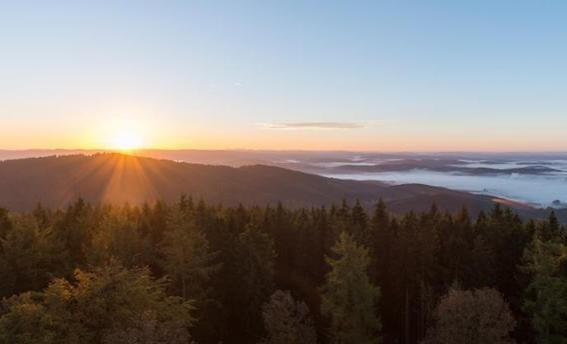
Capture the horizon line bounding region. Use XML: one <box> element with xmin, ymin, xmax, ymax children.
<box><xmin>2</xmin><ymin>148</ymin><xmax>567</xmax><ymax>155</ymax></box>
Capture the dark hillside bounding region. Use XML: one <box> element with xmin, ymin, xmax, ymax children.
<box><xmin>0</xmin><ymin>154</ymin><xmax>564</xmax><ymax>222</ymax></box>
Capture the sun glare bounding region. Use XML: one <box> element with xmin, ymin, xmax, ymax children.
<box><xmin>112</xmin><ymin>130</ymin><xmax>143</xmax><ymax>151</ymax></box>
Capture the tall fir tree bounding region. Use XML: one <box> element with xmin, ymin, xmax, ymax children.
<box><xmin>321</xmin><ymin>231</ymin><xmax>381</xmax><ymax>344</ymax></box>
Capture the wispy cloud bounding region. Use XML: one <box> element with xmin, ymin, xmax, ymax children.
<box><xmin>260</xmin><ymin>121</ymin><xmax>369</xmax><ymax>130</ymax></box>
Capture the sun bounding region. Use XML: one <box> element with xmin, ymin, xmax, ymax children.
<box><xmin>112</xmin><ymin>130</ymin><xmax>143</xmax><ymax>152</ymax></box>
<box><xmin>98</xmin><ymin>115</ymin><xmax>149</xmax><ymax>152</ymax></box>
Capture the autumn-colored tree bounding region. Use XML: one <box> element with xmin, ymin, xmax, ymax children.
<box><xmin>0</xmin><ymin>261</ymin><xmax>195</xmax><ymax>344</ymax></box>
<box><xmin>259</xmin><ymin>290</ymin><xmax>317</xmax><ymax>344</ymax></box>
<box><xmin>422</xmin><ymin>287</ymin><xmax>516</xmax><ymax>344</ymax></box>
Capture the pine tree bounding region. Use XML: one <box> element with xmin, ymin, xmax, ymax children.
<box><xmin>321</xmin><ymin>231</ymin><xmax>381</xmax><ymax>344</ymax></box>
<box><xmin>369</xmin><ymin>200</ymin><xmax>396</xmax><ymax>338</ymax></box>
<box><xmin>351</xmin><ymin>199</ymin><xmax>369</xmax><ymax>243</ymax></box>
<box><xmin>523</xmin><ymin>237</ymin><xmax>567</xmax><ymax>343</ymax></box>
<box><xmin>235</xmin><ymin>224</ymin><xmax>277</xmax><ymax>340</ymax></box>
<box><xmin>0</xmin><ymin>214</ymin><xmax>67</xmax><ymax>297</ymax></box>
<box><xmin>161</xmin><ymin>209</ymin><xmax>219</xmax><ymax>301</ymax></box>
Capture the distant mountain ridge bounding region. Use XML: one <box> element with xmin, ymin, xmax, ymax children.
<box><xmin>0</xmin><ymin>153</ymin><xmax>564</xmax><ymax>222</ymax></box>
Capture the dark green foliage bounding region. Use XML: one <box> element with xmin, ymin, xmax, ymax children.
<box><xmin>0</xmin><ymin>198</ymin><xmax>563</xmax><ymax>344</ymax></box>
<box><xmin>234</xmin><ymin>224</ymin><xmax>277</xmax><ymax>340</ymax></box>
<box><xmin>522</xmin><ymin>215</ymin><xmax>567</xmax><ymax>344</ymax></box>
<box><xmin>161</xmin><ymin>207</ymin><xmax>220</xmax><ymax>301</ymax></box>
<box><xmin>259</xmin><ymin>290</ymin><xmax>317</xmax><ymax>344</ymax></box>
<box><xmin>321</xmin><ymin>232</ymin><xmax>381</xmax><ymax>344</ymax></box>
<box><xmin>0</xmin><ymin>215</ymin><xmax>67</xmax><ymax>297</ymax></box>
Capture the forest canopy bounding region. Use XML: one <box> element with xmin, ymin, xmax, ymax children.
<box><xmin>0</xmin><ymin>198</ymin><xmax>565</xmax><ymax>344</ymax></box>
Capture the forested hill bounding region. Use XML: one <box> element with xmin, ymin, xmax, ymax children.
<box><xmin>0</xmin><ymin>196</ymin><xmax>565</xmax><ymax>343</ymax></box>
<box><xmin>0</xmin><ymin>153</ymin><xmax>560</xmax><ymax>219</ymax></box>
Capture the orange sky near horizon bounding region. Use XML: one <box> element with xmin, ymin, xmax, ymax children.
<box><xmin>1</xmin><ymin>114</ymin><xmax>566</xmax><ymax>153</ymax></box>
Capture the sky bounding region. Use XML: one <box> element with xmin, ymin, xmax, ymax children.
<box><xmin>1</xmin><ymin>1</ymin><xmax>566</xmax><ymax>151</ymax></box>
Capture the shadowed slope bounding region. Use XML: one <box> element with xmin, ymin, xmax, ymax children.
<box><xmin>0</xmin><ymin>154</ymin><xmax>384</xmax><ymax>210</ymax></box>
<box><xmin>0</xmin><ymin>154</ymin><xmax>564</xmax><ymax>222</ymax></box>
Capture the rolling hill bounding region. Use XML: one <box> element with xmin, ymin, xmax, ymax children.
<box><xmin>0</xmin><ymin>153</ymin><xmax>563</xmax><ymax>221</ymax></box>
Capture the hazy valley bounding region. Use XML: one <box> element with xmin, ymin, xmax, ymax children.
<box><xmin>1</xmin><ymin>152</ymin><xmax>565</xmax><ymax>223</ymax></box>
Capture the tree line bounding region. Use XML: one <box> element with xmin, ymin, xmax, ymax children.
<box><xmin>0</xmin><ymin>197</ymin><xmax>565</xmax><ymax>343</ymax></box>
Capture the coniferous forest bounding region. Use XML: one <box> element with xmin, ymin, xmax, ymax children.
<box><xmin>3</xmin><ymin>0</ymin><xmax>567</xmax><ymax>343</ymax></box>
<box><xmin>0</xmin><ymin>197</ymin><xmax>565</xmax><ymax>344</ymax></box>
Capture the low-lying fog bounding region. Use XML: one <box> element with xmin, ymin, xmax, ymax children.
<box><xmin>266</xmin><ymin>153</ymin><xmax>567</xmax><ymax>209</ymax></box>
<box><xmin>323</xmin><ymin>169</ymin><xmax>567</xmax><ymax>208</ymax></box>
<box><xmin>315</xmin><ymin>157</ymin><xmax>567</xmax><ymax>209</ymax></box>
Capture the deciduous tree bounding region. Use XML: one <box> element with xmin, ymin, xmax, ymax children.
<box><xmin>422</xmin><ymin>287</ymin><xmax>516</xmax><ymax>344</ymax></box>
<box><xmin>259</xmin><ymin>290</ymin><xmax>317</xmax><ymax>344</ymax></box>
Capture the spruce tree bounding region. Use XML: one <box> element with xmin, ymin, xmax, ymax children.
<box><xmin>523</xmin><ymin>237</ymin><xmax>567</xmax><ymax>343</ymax></box>
<box><xmin>321</xmin><ymin>231</ymin><xmax>381</xmax><ymax>344</ymax></box>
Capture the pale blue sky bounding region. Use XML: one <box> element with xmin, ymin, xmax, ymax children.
<box><xmin>1</xmin><ymin>1</ymin><xmax>566</xmax><ymax>150</ymax></box>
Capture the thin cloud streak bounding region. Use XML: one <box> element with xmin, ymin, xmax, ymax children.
<box><xmin>260</xmin><ymin>121</ymin><xmax>368</xmax><ymax>130</ymax></box>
